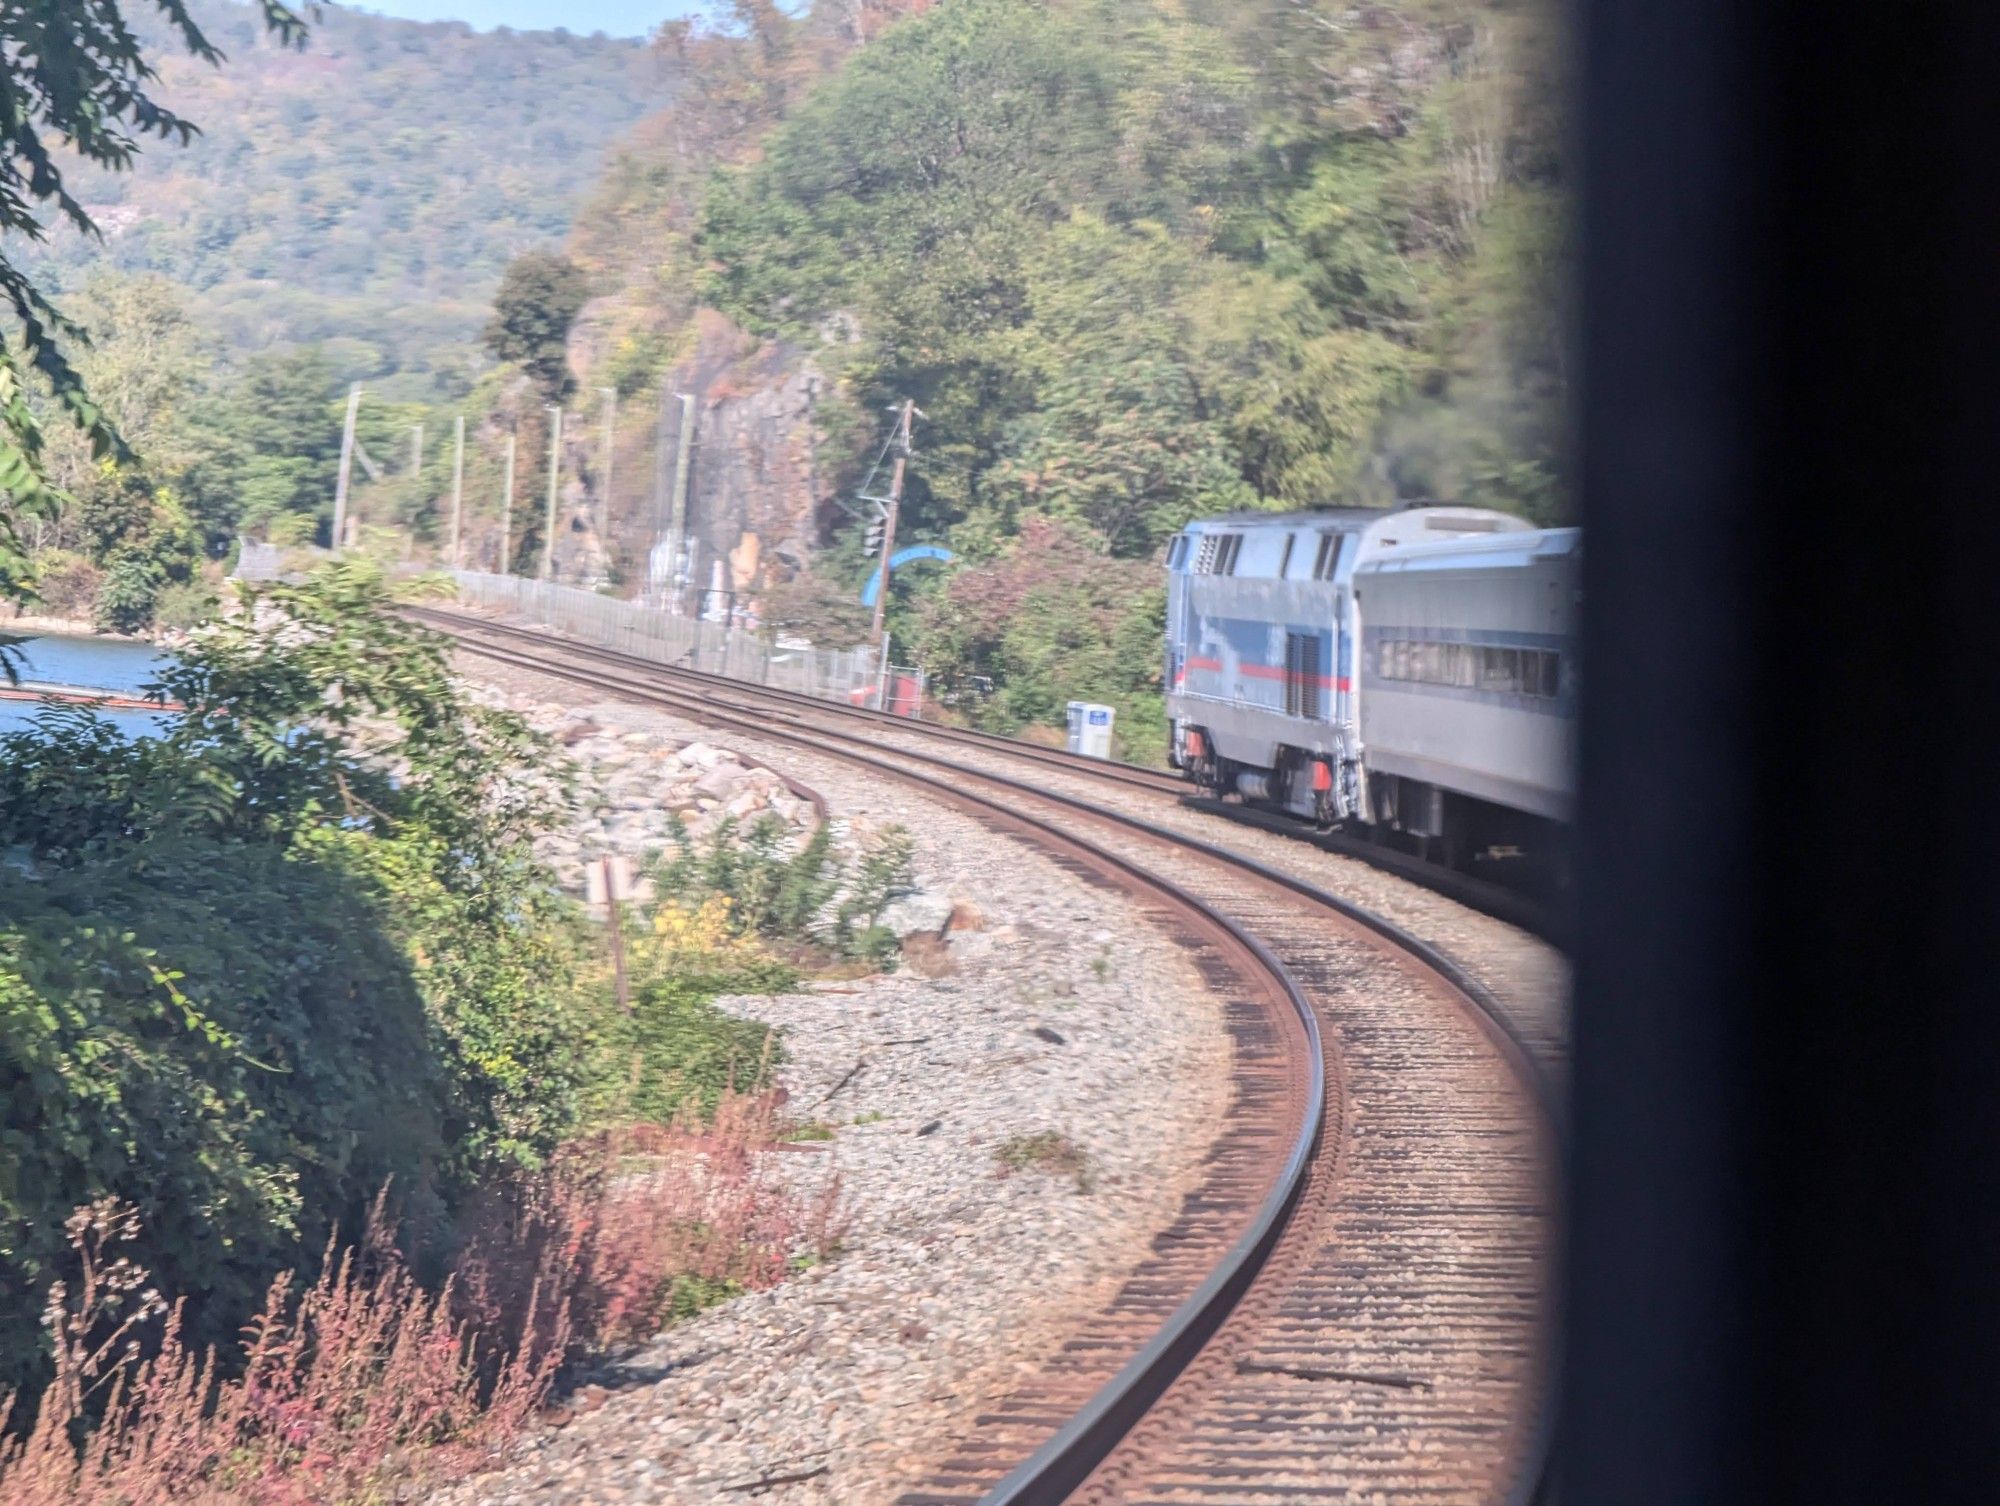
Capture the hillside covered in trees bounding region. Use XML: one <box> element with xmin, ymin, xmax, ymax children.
<box><xmin>7</xmin><ymin>0</ymin><xmax>1568</xmax><ymax>752</ymax></box>
<box><xmin>541</xmin><ymin>0</ymin><xmax>1567</xmax><ymax>754</ymax></box>
<box><xmin>14</xmin><ymin>0</ymin><xmax>672</xmax><ymax>401</ymax></box>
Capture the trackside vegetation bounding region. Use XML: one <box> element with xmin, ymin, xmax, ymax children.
<box><xmin>0</xmin><ymin>564</ymin><xmax>590</xmax><ymax>1397</ymax></box>
<box><xmin>0</xmin><ymin>565</ymin><xmax>890</xmax><ymax>1444</ymax></box>
<box><xmin>552</xmin><ymin>0</ymin><xmax>1567</xmax><ymax>753</ymax></box>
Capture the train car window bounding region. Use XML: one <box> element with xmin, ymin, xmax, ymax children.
<box><xmin>1278</xmin><ymin>533</ymin><xmax>1296</xmax><ymax>579</ymax></box>
<box><xmin>1376</xmin><ymin>637</ymin><xmax>1563</xmax><ymax>698</ymax></box>
<box><xmin>1215</xmin><ymin>534</ymin><xmax>1243</xmax><ymax>575</ymax></box>
<box><xmin>1167</xmin><ymin>536</ymin><xmax>1187</xmax><ymax>569</ymax></box>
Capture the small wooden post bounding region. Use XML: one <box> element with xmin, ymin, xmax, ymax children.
<box><xmin>599</xmin><ymin>854</ymin><xmax>631</xmax><ymax>1013</ymax></box>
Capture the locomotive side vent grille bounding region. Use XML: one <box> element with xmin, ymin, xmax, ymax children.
<box><xmin>1285</xmin><ymin>632</ymin><xmax>1323</xmax><ymax>719</ymax></box>
<box><xmin>1196</xmin><ymin>533</ymin><xmax>1243</xmax><ymax>575</ymax></box>
<box><xmin>1312</xmin><ymin>533</ymin><xmax>1341</xmax><ymax>581</ymax></box>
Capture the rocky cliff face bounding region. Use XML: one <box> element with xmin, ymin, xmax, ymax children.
<box><xmin>555</xmin><ymin>310</ymin><xmax>835</xmax><ymax>628</ymax></box>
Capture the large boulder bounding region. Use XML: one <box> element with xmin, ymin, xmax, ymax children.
<box><xmin>878</xmin><ymin>888</ymin><xmax>955</xmax><ymax>938</ymax></box>
<box><xmin>694</xmin><ymin>761</ymin><xmax>746</xmax><ymax>800</ymax></box>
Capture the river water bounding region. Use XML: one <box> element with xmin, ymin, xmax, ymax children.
<box><xmin>0</xmin><ymin>630</ymin><xmax>175</xmax><ymax>738</ymax></box>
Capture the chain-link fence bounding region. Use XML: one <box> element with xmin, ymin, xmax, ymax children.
<box><xmin>231</xmin><ymin>539</ymin><xmax>322</xmax><ymax>582</ymax></box>
<box><xmin>449</xmin><ymin>571</ymin><xmax>884</xmax><ymax>707</ymax></box>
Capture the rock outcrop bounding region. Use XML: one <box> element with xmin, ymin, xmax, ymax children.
<box><xmin>559</xmin><ymin>310</ymin><xmax>842</xmax><ymax>624</ymax></box>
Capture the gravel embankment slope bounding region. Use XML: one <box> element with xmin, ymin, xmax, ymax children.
<box><xmin>441</xmin><ymin>661</ymin><xmax>1232</xmax><ymax>1505</ymax></box>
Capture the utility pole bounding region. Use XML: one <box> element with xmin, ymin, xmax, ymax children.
<box><xmin>869</xmin><ymin>399</ymin><xmax>915</xmax><ymax>652</ymax></box>
<box><xmin>598</xmin><ymin>386</ymin><xmax>616</xmax><ymax>525</ymax></box>
<box><xmin>499</xmin><ymin>432</ymin><xmax>516</xmax><ymax>575</ymax></box>
<box><xmin>332</xmin><ymin>384</ymin><xmax>361</xmax><ymax>552</ymax></box>
<box><xmin>449</xmin><ymin>414</ymin><xmax>465</xmax><ymax>569</ymax></box>
<box><xmin>542</xmin><ymin>405</ymin><xmax>563</xmax><ymax>581</ymax></box>
<box><xmin>666</xmin><ymin>391</ymin><xmax>695</xmax><ymax>614</ymax></box>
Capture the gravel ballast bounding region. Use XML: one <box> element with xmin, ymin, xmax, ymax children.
<box><xmin>441</xmin><ymin>660</ymin><xmax>1233</xmax><ymax>1506</ymax></box>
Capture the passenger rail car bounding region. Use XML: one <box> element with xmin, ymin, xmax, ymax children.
<box><xmin>1355</xmin><ymin>527</ymin><xmax>1579</xmax><ymax>867</ymax></box>
<box><xmin>1165</xmin><ymin>507</ymin><xmax>1579</xmax><ymax>876</ymax></box>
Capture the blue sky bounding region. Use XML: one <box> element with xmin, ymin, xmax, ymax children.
<box><xmin>350</xmin><ymin>0</ymin><xmax>708</xmax><ymax>38</ymax></box>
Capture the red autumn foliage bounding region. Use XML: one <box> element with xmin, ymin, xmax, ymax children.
<box><xmin>0</xmin><ymin>1091</ymin><xmax>839</xmax><ymax>1505</ymax></box>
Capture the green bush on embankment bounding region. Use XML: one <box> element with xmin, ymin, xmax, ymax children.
<box><xmin>0</xmin><ymin>562</ymin><xmax>603</xmax><ymax>1401</ymax></box>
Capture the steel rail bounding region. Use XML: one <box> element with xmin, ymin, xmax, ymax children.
<box><xmin>411</xmin><ymin>604</ymin><xmax>1558</xmax><ymax>939</ymax></box>
<box><xmin>429</xmin><ymin>618</ymin><xmax>1558</xmax><ymax>1506</ymax></box>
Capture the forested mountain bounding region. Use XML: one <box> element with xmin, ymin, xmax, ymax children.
<box><xmin>15</xmin><ymin>0</ymin><xmax>672</xmax><ymax>399</ymax></box>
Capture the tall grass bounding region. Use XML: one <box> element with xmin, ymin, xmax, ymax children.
<box><xmin>0</xmin><ymin>1090</ymin><xmax>839</xmax><ymax>1505</ymax></box>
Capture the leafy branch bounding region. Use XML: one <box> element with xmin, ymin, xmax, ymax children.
<box><xmin>0</xmin><ymin>0</ymin><xmax>309</xmax><ymax>603</ymax></box>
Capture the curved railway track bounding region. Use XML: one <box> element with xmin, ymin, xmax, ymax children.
<box><xmin>406</xmin><ymin>606</ymin><xmax>1556</xmax><ymax>942</ymax></box>
<box><xmin>418</xmin><ymin>607</ymin><xmax>1559</xmax><ymax>1506</ymax></box>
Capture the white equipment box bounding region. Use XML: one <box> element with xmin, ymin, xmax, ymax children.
<box><xmin>1066</xmin><ymin>701</ymin><xmax>1115</xmax><ymax>760</ymax></box>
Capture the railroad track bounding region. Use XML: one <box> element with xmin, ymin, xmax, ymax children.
<box><xmin>417</xmin><ymin>607</ymin><xmax>1559</xmax><ymax>1506</ymax></box>
<box><xmin>405</xmin><ymin>605</ymin><xmax>1556</xmax><ymax>943</ymax></box>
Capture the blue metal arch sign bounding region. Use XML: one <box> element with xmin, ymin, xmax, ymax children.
<box><xmin>859</xmin><ymin>545</ymin><xmax>957</xmax><ymax>607</ymax></box>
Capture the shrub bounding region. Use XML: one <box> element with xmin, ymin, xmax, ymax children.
<box><xmin>265</xmin><ymin>511</ymin><xmax>318</xmax><ymax>548</ymax></box>
<box><xmin>457</xmin><ymin>1092</ymin><xmax>841</xmax><ymax>1360</ymax></box>
<box><xmin>0</xmin><ymin>563</ymin><xmax>589</xmax><ymax>1400</ymax></box>
<box><xmin>150</xmin><ymin>577</ymin><xmax>218</xmax><ymax>632</ymax></box>
<box><xmin>590</xmin><ymin>968</ymin><xmax>787</xmax><ymax>1127</ymax></box>
<box><xmin>0</xmin><ymin>1197</ymin><xmax>563</xmax><ymax>1506</ymax></box>
<box><xmin>908</xmin><ymin>516</ymin><xmax>1170</xmax><ymax>763</ymax></box>
<box><xmin>0</xmin><ymin>1093</ymin><xmax>840</xmax><ymax>1504</ymax></box>
<box><xmin>92</xmin><ymin>554</ymin><xmax>163</xmax><ymax>632</ymax></box>
<box><xmin>646</xmin><ymin>815</ymin><xmax>915</xmax><ymax>964</ymax></box>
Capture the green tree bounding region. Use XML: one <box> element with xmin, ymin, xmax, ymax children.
<box><xmin>1</xmin><ymin>0</ymin><xmax>307</xmax><ymax>605</ymax></box>
<box><xmin>484</xmin><ymin>250</ymin><xmax>589</xmax><ymax>401</ymax></box>
<box><xmin>681</xmin><ymin>0</ymin><xmax>1567</xmax><ymax>745</ymax></box>
<box><xmin>75</xmin><ymin>462</ymin><xmax>204</xmax><ymax>631</ymax></box>
<box><xmin>41</xmin><ymin>275</ymin><xmax>209</xmax><ymax>501</ymax></box>
<box><xmin>184</xmin><ymin>345</ymin><xmax>344</xmax><ymax>546</ymax></box>
<box><xmin>910</xmin><ymin>514</ymin><xmax>1164</xmax><ymax>754</ymax></box>
<box><xmin>700</xmin><ymin>0</ymin><xmax>1259</xmax><ymax>539</ymax></box>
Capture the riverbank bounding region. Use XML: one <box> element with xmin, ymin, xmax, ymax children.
<box><xmin>0</xmin><ymin>611</ymin><xmax>136</xmax><ymax>640</ymax></box>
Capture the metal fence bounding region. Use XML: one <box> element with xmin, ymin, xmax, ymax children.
<box><xmin>449</xmin><ymin>571</ymin><xmax>885</xmax><ymax>708</ymax></box>
<box><xmin>231</xmin><ymin>539</ymin><xmax>326</xmax><ymax>583</ymax></box>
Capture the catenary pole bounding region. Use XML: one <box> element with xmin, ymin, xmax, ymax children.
<box><xmin>666</xmin><ymin>392</ymin><xmax>695</xmax><ymax>613</ymax></box>
<box><xmin>499</xmin><ymin>433</ymin><xmax>516</xmax><ymax>574</ymax></box>
<box><xmin>450</xmin><ymin>414</ymin><xmax>465</xmax><ymax>568</ymax></box>
<box><xmin>332</xmin><ymin>384</ymin><xmax>361</xmax><ymax>551</ymax></box>
<box><xmin>599</xmin><ymin>386</ymin><xmax>616</xmax><ymax>526</ymax></box>
<box><xmin>869</xmin><ymin>399</ymin><xmax>915</xmax><ymax>653</ymax></box>
<box><xmin>542</xmin><ymin>405</ymin><xmax>563</xmax><ymax>581</ymax></box>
